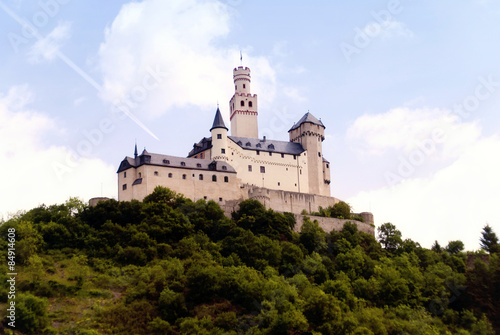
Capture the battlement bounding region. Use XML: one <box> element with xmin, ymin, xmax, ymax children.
<box><xmin>234</xmin><ymin>66</ymin><xmax>251</xmax><ymax>74</ymax></box>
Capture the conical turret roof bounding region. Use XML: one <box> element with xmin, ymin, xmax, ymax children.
<box><xmin>210</xmin><ymin>107</ymin><xmax>228</xmax><ymax>131</ymax></box>
<box><xmin>288</xmin><ymin>112</ymin><xmax>325</xmax><ymax>131</ymax></box>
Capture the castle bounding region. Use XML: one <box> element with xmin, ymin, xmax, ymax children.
<box><xmin>117</xmin><ymin>66</ymin><xmax>374</xmax><ymax>232</ymax></box>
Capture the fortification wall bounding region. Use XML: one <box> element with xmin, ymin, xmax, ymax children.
<box><xmin>293</xmin><ymin>215</ymin><xmax>375</xmax><ymax>236</ymax></box>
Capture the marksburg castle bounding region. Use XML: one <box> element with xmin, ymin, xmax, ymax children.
<box><xmin>116</xmin><ymin>66</ymin><xmax>374</xmax><ymax>234</ymax></box>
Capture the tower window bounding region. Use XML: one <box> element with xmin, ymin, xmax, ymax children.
<box><xmin>269</xmin><ymin>152</ymin><xmax>272</xmax><ymax>156</ymax></box>
<box><xmin>182</xmin><ymin>174</ymin><xmax>187</xmax><ymax>179</ymax></box>
<box><xmin>318</xmin><ymin>152</ymin><xmax>321</xmax><ymax>157</ymax></box>
<box><xmin>235</xmin><ymin>85</ymin><xmax>237</xmax><ymax>90</ymax></box>
<box><xmin>217</xmin><ymin>134</ymin><xmax>222</xmax><ymax>139</ymax></box>
<box><xmin>249</xmin><ymin>101</ymin><xmax>252</xmax><ymax>107</ymax></box>
<box><xmin>243</xmin><ymin>84</ymin><xmax>246</xmax><ymax>89</ymax></box>
<box><xmin>248</xmin><ymin>165</ymin><xmax>252</xmax><ymax>172</ymax></box>
<box><xmin>260</xmin><ymin>166</ymin><xmax>265</xmax><ymax>173</ymax></box>
<box><xmin>256</xmin><ymin>151</ymin><xmax>260</xmax><ymax>155</ymax></box>
<box><xmin>124</xmin><ymin>172</ymin><xmax>127</xmax><ymax>178</ymax></box>
<box><xmin>212</xmin><ymin>175</ymin><xmax>217</xmax><ymax>182</ymax></box>
<box><xmin>240</xmin><ymin>101</ymin><xmax>245</xmax><ymax>107</ymax></box>
<box><xmin>154</xmin><ymin>171</ymin><xmax>159</xmax><ymax>176</ymax></box>
<box><xmin>219</xmin><ymin>197</ymin><xmax>223</xmax><ymax>202</ymax></box>
<box><xmin>221</xmin><ymin>149</ymin><xmax>226</xmax><ymax>154</ymax></box>
<box><xmin>278</xmin><ymin>182</ymin><xmax>280</xmax><ymax>186</ymax></box>
<box><xmin>168</xmin><ymin>173</ymin><xmax>173</xmax><ymax>178</ymax></box>
<box><xmin>281</xmin><ymin>153</ymin><xmax>284</xmax><ymax>158</ymax></box>
<box><xmin>122</xmin><ymin>184</ymin><xmax>127</xmax><ymax>190</ymax></box>
<box><xmin>224</xmin><ymin>176</ymin><xmax>229</xmax><ymax>183</ymax></box>
<box><xmin>199</xmin><ymin>174</ymin><xmax>203</xmax><ymax>180</ymax></box>
<box><xmin>138</xmin><ymin>172</ymin><xmax>142</xmax><ymax>178</ymax></box>
<box><xmin>326</xmin><ymin>164</ymin><xmax>329</xmax><ymax>168</ymax></box>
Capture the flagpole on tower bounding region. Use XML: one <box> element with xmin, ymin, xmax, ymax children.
<box><xmin>240</xmin><ymin>50</ymin><xmax>243</xmax><ymax>66</ymax></box>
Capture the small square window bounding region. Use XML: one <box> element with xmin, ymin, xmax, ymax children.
<box><xmin>260</xmin><ymin>166</ymin><xmax>265</xmax><ymax>173</ymax></box>
<box><xmin>182</xmin><ymin>174</ymin><xmax>187</xmax><ymax>180</ymax></box>
<box><xmin>204</xmin><ymin>196</ymin><xmax>207</xmax><ymax>200</ymax></box>
<box><xmin>219</xmin><ymin>197</ymin><xmax>223</xmax><ymax>202</ymax></box>
<box><xmin>197</xmin><ymin>163</ymin><xmax>202</xmax><ymax>168</ymax></box>
<box><xmin>168</xmin><ymin>173</ymin><xmax>173</xmax><ymax>178</ymax></box>
<box><xmin>199</xmin><ymin>174</ymin><xmax>204</xmax><ymax>180</ymax></box>
<box><xmin>217</xmin><ymin>134</ymin><xmax>222</xmax><ymax>139</ymax></box>
<box><xmin>181</xmin><ymin>162</ymin><xmax>186</xmax><ymax>166</ymax></box>
<box><xmin>212</xmin><ymin>175</ymin><xmax>217</xmax><ymax>182</ymax></box>
<box><xmin>256</xmin><ymin>151</ymin><xmax>260</xmax><ymax>155</ymax></box>
<box><xmin>122</xmin><ymin>184</ymin><xmax>127</xmax><ymax>190</ymax></box>
<box><xmin>269</xmin><ymin>152</ymin><xmax>272</xmax><ymax>156</ymax></box>
<box><xmin>293</xmin><ymin>155</ymin><xmax>296</xmax><ymax>160</ymax></box>
<box><xmin>221</xmin><ymin>149</ymin><xmax>225</xmax><ymax>154</ymax></box>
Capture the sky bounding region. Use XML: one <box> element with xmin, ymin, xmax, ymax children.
<box><xmin>1</xmin><ymin>0</ymin><xmax>499</xmax><ymax>250</ymax></box>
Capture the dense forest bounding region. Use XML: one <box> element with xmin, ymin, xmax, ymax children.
<box><xmin>0</xmin><ymin>186</ymin><xmax>499</xmax><ymax>334</ymax></box>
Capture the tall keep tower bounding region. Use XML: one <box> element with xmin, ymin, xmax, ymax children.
<box><xmin>289</xmin><ymin>112</ymin><xmax>330</xmax><ymax>196</ymax></box>
<box><xmin>229</xmin><ymin>66</ymin><xmax>258</xmax><ymax>138</ymax></box>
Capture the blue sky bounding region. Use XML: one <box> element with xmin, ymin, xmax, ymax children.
<box><xmin>1</xmin><ymin>0</ymin><xmax>499</xmax><ymax>250</ymax></box>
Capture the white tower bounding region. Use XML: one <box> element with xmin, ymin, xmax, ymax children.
<box><xmin>210</xmin><ymin>107</ymin><xmax>229</xmax><ymax>162</ymax></box>
<box><xmin>229</xmin><ymin>66</ymin><xmax>258</xmax><ymax>138</ymax></box>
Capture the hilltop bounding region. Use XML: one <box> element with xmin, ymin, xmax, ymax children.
<box><xmin>0</xmin><ymin>187</ymin><xmax>498</xmax><ymax>334</ymax></box>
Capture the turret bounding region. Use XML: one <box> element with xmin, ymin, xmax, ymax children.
<box><xmin>229</xmin><ymin>66</ymin><xmax>258</xmax><ymax>138</ymax></box>
<box><xmin>210</xmin><ymin>107</ymin><xmax>229</xmax><ymax>162</ymax></box>
<box><xmin>289</xmin><ymin>112</ymin><xmax>330</xmax><ymax>196</ymax></box>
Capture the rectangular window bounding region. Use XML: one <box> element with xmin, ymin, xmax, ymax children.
<box><xmin>256</xmin><ymin>150</ymin><xmax>260</xmax><ymax>155</ymax></box>
<box><xmin>260</xmin><ymin>166</ymin><xmax>265</xmax><ymax>173</ymax></box>
<box><xmin>248</xmin><ymin>165</ymin><xmax>252</xmax><ymax>172</ymax></box>
<box><xmin>217</xmin><ymin>134</ymin><xmax>222</xmax><ymax>139</ymax></box>
<box><xmin>122</xmin><ymin>184</ymin><xmax>127</xmax><ymax>190</ymax></box>
<box><xmin>224</xmin><ymin>176</ymin><xmax>229</xmax><ymax>183</ymax></box>
<box><xmin>200</xmin><ymin>153</ymin><xmax>204</xmax><ymax>158</ymax></box>
<box><xmin>293</xmin><ymin>155</ymin><xmax>296</xmax><ymax>160</ymax></box>
<box><xmin>281</xmin><ymin>153</ymin><xmax>284</xmax><ymax>158</ymax></box>
<box><xmin>221</xmin><ymin>148</ymin><xmax>225</xmax><ymax>154</ymax></box>
<box><xmin>269</xmin><ymin>152</ymin><xmax>272</xmax><ymax>156</ymax></box>
<box><xmin>318</xmin><ymin>152</ymin><xmax>321</xmax><ymax>157</ymax></box>
<box><xmin>124</xmin><ymin>172</ymin><xmax>127</xmax><ymax>178</ymax></box>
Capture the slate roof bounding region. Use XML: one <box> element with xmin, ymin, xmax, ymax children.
<box><xmin>228</xmin><ymin>136</ymin><xmax>305</xmax><ymax>155</ymax></box>
<box><xmin>210</xmin><ymin>107</ymin><xmax>228</xmax><ymax>131</ymax></box>
<box><xmin>188</xmin><ymin>137</ymin><xmax>212</xmax><ymax>157</ymax></box>
<box><xmin>289</xmin><ymin>112</ymin><xmax>325</xmax><ymax>131</ymax></box>
<box><xmin>117</xmin><ymin>151</ymin><xmax>236</xmax><ymax>174</ymax></box>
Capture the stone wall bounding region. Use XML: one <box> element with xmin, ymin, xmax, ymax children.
<box><xmin>293</xmin><ymin>214</ymin><xmax>375</xmax><ymax>236</ymax></box>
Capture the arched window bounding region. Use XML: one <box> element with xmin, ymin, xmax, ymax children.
<box><xmin>212</xmin><ymin>175</ymin><xmax>217</xmax><ymax>182</ymax></box>
<box><xmin>224</xmin><ymin>176</ymin><xmax>229</xmax><ymax>183</ymax></box>
<box><xmin>199</xmin><ymin>174</ymin><xmax>203</xmax><ymax>180</ymax></box>
<box><xmin>168</xmin><ymin>173</ymin><xmax>173</xmax><ymax>178</ymax></box>
<box><xmin>249</xmin><ymin>101</ymin><xmax>253</xmax><ymax>107</ymax></box>
<box><xmin>240</xmin><ymin>100</ymin><xmax>245</xmax><ymax>107</ymax></box>
<box><xmin>182</xmin><ymin>174</ymin><xmax>187</xmax><ymax>179</ymax></box>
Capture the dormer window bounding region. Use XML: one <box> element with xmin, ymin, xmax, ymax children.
<box><xmin>163</xmin><ymin>159</ymin><xmax>170</xmax><ymax>164</ymax></box>
<box><xmin>181</xmin><ymin>162</ymin><xmax>186</xmax><ymax>166</ymax></box>
<box><xmin>256</xmin><ymin>143</ymin><xmax>261</xmax><ymax>148</ymax></box>
<box><xmin>246</xmin><ymin>142</ymin><xmax>251</xmax><ymax>147</ymax></box>
<box><xmin>197</xmin><ymin>163</ymin><xmax>202</xmax><ymax>168</ymax></box>
<box><xmin>222</xmin><ymin>166</ymin><xmax>227</xmax><ymax>171</ymax></box>
<box><xmin>268</xmin><ymin>144</ymin><xmax>275</xmax><ymax>150</ymax></box>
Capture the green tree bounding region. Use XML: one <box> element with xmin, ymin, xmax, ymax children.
<box><xmin>480</xmin><ymin>224</ymin><xmax>499</xmax><ymax>254</ymax></box>
<box><xmin>377</xmin><ymin>222</ymin><xmax>402</xmax><ymax>252</ymax></box>
<box><xmin>330</xmin><ymin>201</ymin><xmax>351</xmax><ymax>219</ymax></box>
<box><xmin>16</xmin><ymin>293</ymin><xmax>50</xmax><ymax>334</ymax></box>
<box><xmin>446</xmin><ymin>240</ymin><xmax>465</xmax><ymax>255</ymax></box>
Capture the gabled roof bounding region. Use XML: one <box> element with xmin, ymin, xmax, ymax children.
<box><xmin>289</xmin><ymin>112</ymin><xmax>325</xmax><ymax>131</ymax></box>
<box><xmin>117</xmin><ymin>151</ymin><xmax>236</xmax><ymax>174</ymax></box>
<box><xmin>210</xmin><ymin>107</ymin><xmax>228</xmax><ymax>131</ymax></box>
<box><xmin>228</xmin><ymin>136</ymin><xmax>305</xmax><ymax>155</ymax></box>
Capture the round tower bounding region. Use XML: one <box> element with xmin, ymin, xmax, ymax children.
<box><xmin>210</xmin><ymin>107</ymin><xmax>229</xmax><ymax>162</ymax></box>
<box><xmin>229</xmin><ymin>66</ymin><xmax>258</xmax><ymax>138</ymax></box>
<box><xmin>289</xmin><ymin>112</ymin><xmax>328</xmax><ymax>196</ymax></box>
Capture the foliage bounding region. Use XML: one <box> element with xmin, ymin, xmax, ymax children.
<box><xmin>480</xmin><ymin>224</ymin><xmax>499</xmax><ymax>254</ymax></box>
<box><xmin>0</xmin><ymin>186</ymin><xmax>497</xmax><ymax>334</ymax></box>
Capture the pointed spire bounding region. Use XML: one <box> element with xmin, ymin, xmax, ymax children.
<box><xmin>134</xmin><ymin>141</ymin><xmax>138</xmax><ymax>159</ymax></box>
<box><xmin>210</xmin><ymin>107</ymin><xmax>228</xmax><ymax>131</ymax></box>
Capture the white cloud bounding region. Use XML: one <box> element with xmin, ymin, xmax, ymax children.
<box><xmin>27</xmin><ymin>21</ymin><xmax>72</xmax><ymax>63</ymax></box>
<box><xmin>347</xmin><ymin>107</ymin><xmax>481</xmax><ymax>159</ymax></box>
<box><xmin>0</xmin><ymin>86</ymin><xmax>116</xmax><ymax>220</ymax></box>
<box><xmin>346</xmin><ymin>107</ymin><xmax>500</xmax><ymax>250</ymax></box>
<box><xmin>283</xmin><ymin>86</ymin><xmax>307</xmax><ymax>102</ymax></box>
<box><xmin>97</xmin><ymin>0</ymin><xmax>276</xmax><ymax>118</ymax></box>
